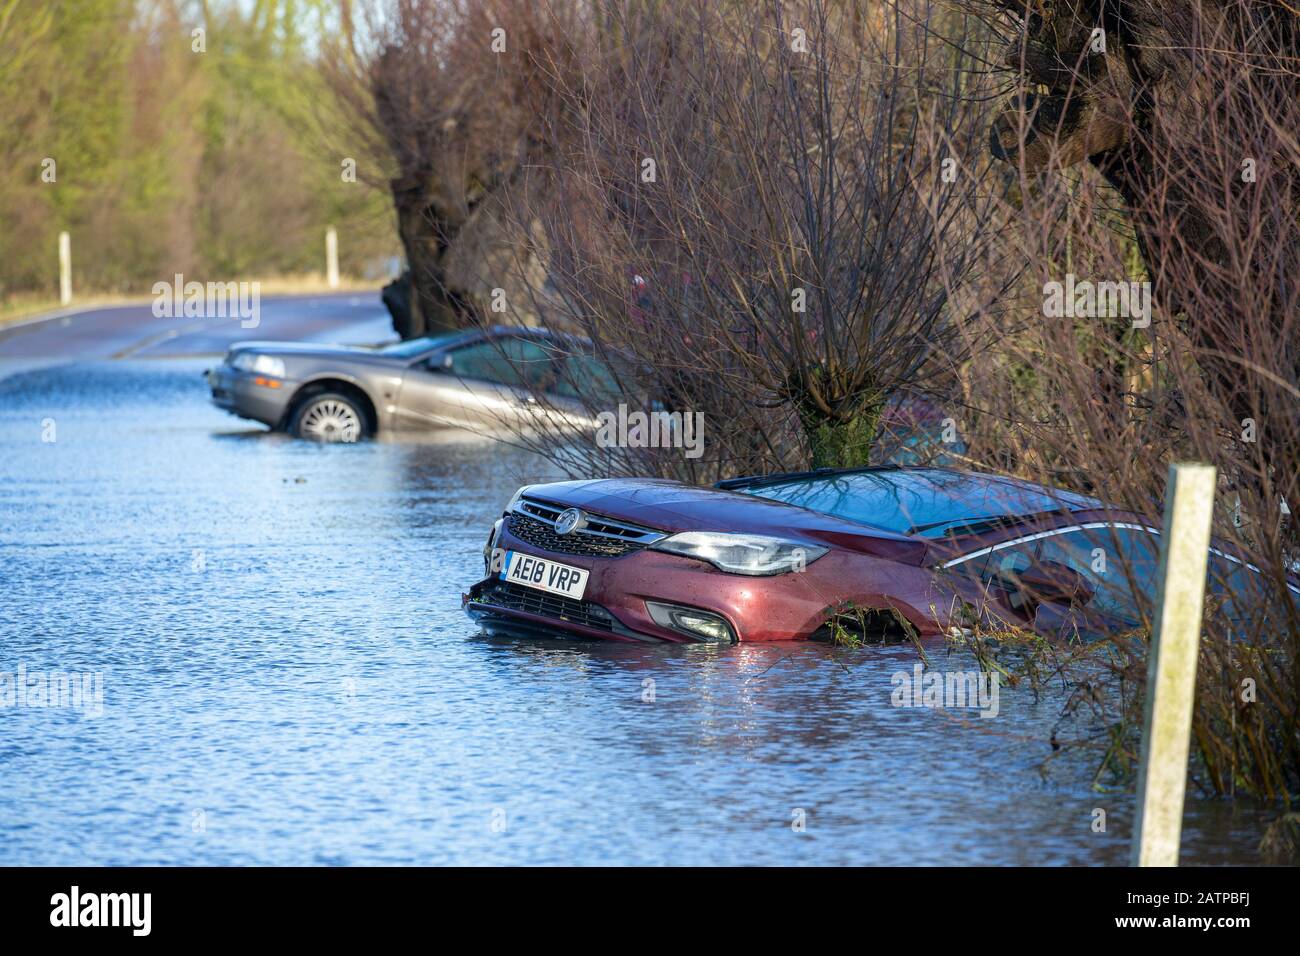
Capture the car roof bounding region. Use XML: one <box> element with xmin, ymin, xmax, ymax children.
<box><xmin>397</xmin><ymin>324</ymin><xmax>593</xmax><ymax>354</ymax></box>
<box><xmin>482</xmin><ymin>325</ymin><xmax>594</xmax><ymax>350</ymax></box>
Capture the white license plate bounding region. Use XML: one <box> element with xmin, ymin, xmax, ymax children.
<box><xmin>499</xmin><ymin>551</ymin><xmax>589</xmax><ymax>600</ymax></box>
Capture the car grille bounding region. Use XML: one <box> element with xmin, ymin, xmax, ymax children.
<box><xmin>506</xmin><ymin>512</ymin><xmax>640</xmax><ymax>557</ymax></box>
<box><xmin>477</xmin><ymin>580</ymin><xmax>615</xmax><ymax>632</ymax></box>
<box><xmin>506</xmin><ymin>497</ymin><xmax>664</xmax><ymax>558</ymax></box>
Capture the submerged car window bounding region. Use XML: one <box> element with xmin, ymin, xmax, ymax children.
<box><xmin>743</xmin><ymin>469</ymin><xmax>1095</xmax><ymax>537</ymax></box>
<box><xmin>444</xmin><ymin>337</ymin><xmax>556</xmax><ymax>390</ymax></box>
<box><xmin>1207</xmin><ymin>553</ymin><xmax>1299</xmax><ymax>633</ymax></box>
<box><xmin>1036</xmin><ymin>527</ymin><xmax>1159</xmax><ymax>625</ymax></box>
<box><xmin>551</xmin><ymin>353</ymin><xmax>622</xmax><ymax>400</ymax></box>
<box><xmin>983</xmin><ymin>543</ymin><xmax>1035</xmax><ymax>589</ymax></box>
<box><xmin>378</xmin><ymin>331</ymin><xmax>464</xmax><ymax>358</ymax></box>
<box><xmin>971</xmin><ymin>541</ymin><xmax>1039</xmax><ymax>615</ymax></box>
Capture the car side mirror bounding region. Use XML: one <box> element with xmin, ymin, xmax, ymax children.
<box><xmin>1018</xmin><ymin>560</ymin><xmax>1095</xmax><ymax>608</ymax></box>
<box><xmin>426</xmin><ymin>354</ymin><xmax>453</xmax><ymax>371</ymax></box>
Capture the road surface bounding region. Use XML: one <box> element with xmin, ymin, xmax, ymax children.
<box><xmin>0</xmin><ymin>291</ymin><xmax>395</xmax><ymax>377</ymax></box>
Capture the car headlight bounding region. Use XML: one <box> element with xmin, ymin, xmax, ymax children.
<box><xmin>231</xmin><ymin>352</ymin><xmax>286</xmax><ymax>378</ymax></box>
<box><xmin>504</xmin><ymin>485</ymin><xmax>533</xmax><ymax>515</ymax></box>
<box><xmin>651</xmin><ymin>532</ymin><xmax>826</xmax><ymax>575</ymax></box>
<box><xmin>484</xmin><ymin>518</ymin><xmax>504</xmax><ymax>574</ymax></box>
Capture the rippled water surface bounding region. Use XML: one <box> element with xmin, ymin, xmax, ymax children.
<box><xmin>0</xmin><ymin>358</ymin><xmax>1274</xmax><ymax>864</ymax></box>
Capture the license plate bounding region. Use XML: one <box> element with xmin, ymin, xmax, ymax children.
<box><xmin>499</xmin><ymin>551</ymin><xmax>589</xmax><ymax>600</ymax></box>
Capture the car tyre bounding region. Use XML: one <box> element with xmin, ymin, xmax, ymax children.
<box><xmin>289</xmin><ymin>392</ymin><xmax>368</xmax><ymax>443</ymax></box>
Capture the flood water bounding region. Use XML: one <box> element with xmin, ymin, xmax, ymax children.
<box><xmin>0</xmin><ymin>358</ymin><xmax>1277</xmax><ymax>864</ymax></box>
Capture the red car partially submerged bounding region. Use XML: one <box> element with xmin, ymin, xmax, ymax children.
<box><xmin>463</xmin><ymin>466</ymin><xmax>1282</xmax><ymax>643</ymax></box>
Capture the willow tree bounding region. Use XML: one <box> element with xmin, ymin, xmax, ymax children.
<box><xmin>513</xmin><ymin>0</ymin><xmax>1004</xmax><ymax>475</ymax></box>
<box><xmin>325</xmin><ymin>0</ymin><xmax>582</xmax><ymax>337</ymax></box>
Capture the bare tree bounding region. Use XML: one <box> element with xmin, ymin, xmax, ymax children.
<box><xmin>984</xmin><ymin>0</ymin><xmax>1298</xmax><ymax>471</ymax></box>
<box><xmin>495</xmin><ymin>0</ymin><xmax>1006</xmax><ymax>481</ymax></box>
<box><xmin>325</xmin><ymin>0</ymin><xmax>582</xmax><ymax>336</ymax></box>
<box><xmin>966</xmin><ymin>0</ymin><xmax>1300</xmax><ymax>797</ymax></box>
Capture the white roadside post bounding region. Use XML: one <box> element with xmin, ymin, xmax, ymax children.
<box><xmin>1130</xmin><ymin>462</ymin><xmax>1217</xmax><ymax>867</ymax></box>
<box><xmin>325</xmin><ymin>227</ymin><xmax>340</xmax><ymax>290</ymax></box>
<box><xmin>58</xmin><ymin>231</ymin><xmax>72</xmax><ymax>305</ymax></box>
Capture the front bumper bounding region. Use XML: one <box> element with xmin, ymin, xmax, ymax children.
<box><xmin>464</xmin><ymin>579</ymin><xmax>661</xmax><ymax>642</ymax></box>
<box><xmin>461</xmin><ymin>518</ymin><xmax>843</xmax><ymax>643</ymax></box>
<box><xmin>207</xmin><ymin>365</ymin><xmax>294</xmax><ymax>427</ymax></box>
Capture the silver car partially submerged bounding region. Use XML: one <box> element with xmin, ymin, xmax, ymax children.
<box><xmin>207</xmin><ymin>326</ymin><xmax>608</xmax><ymax>441</ymax></box>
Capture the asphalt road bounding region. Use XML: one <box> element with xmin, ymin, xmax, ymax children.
<box><xmin>0</xmin><ymin>291</ymin><xmax>395</xmax><ymax>377</ymax></box>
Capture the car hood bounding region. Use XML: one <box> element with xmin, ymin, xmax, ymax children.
<box><xmin>522</xmin><ymin>477</ymin><xmax>928</xmax><ymax>565</ymax></box>
<box><xmin>228</xmin><ymin>341</ymin><xmax>405</xmax><ymax>364</ymax></box>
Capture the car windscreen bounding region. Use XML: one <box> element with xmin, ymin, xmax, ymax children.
<box><xmin>741</xmin><ymin>469</ymin><xmax>1097</xmax><ymax>538</ymax></box>
<box><xmin>377</xmin><ymin>331</ymin><xmax>466</xmax><ymax>358</ymax></box>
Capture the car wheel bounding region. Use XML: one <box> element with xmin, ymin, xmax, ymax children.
<box><xmin>290</xmin><ymin>392</ymin><xmax>368</xmax><ymax>443</ymax></box>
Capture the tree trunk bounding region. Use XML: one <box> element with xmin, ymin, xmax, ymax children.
<box><xmin>391</xmin><ymin>177</ymin><xmax>473</xmax><ymax>339</ymax></box>
<box><xmin>787</xmin><ymin>364</ymin><xmax>883</xmax><ymax>470</ymax></box>
<box><xmin>799</xmin><ymin>403</ymin><xmax>882</xmax><ymax>470</ymax></box>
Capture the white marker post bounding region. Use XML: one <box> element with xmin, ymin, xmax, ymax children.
<box><xmin>1130</xmin><ymin>462</ymin><xmax>1217</xmax><ymax>867</ymax></box>
<box><xmin>325</xmin><ymin>227</ymin><xmax>340</xmax><ymax>290</ymax></box>
<box><xmin>58</xmin><ymin>231</ymin><xmax>72</xmax><ymax>305</ymax></box>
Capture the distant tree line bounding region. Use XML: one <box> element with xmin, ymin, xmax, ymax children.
<box><xmin>0</xmin><ymin>0</ymin><xmax>398</xmax><ymax>302</ymax></box>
